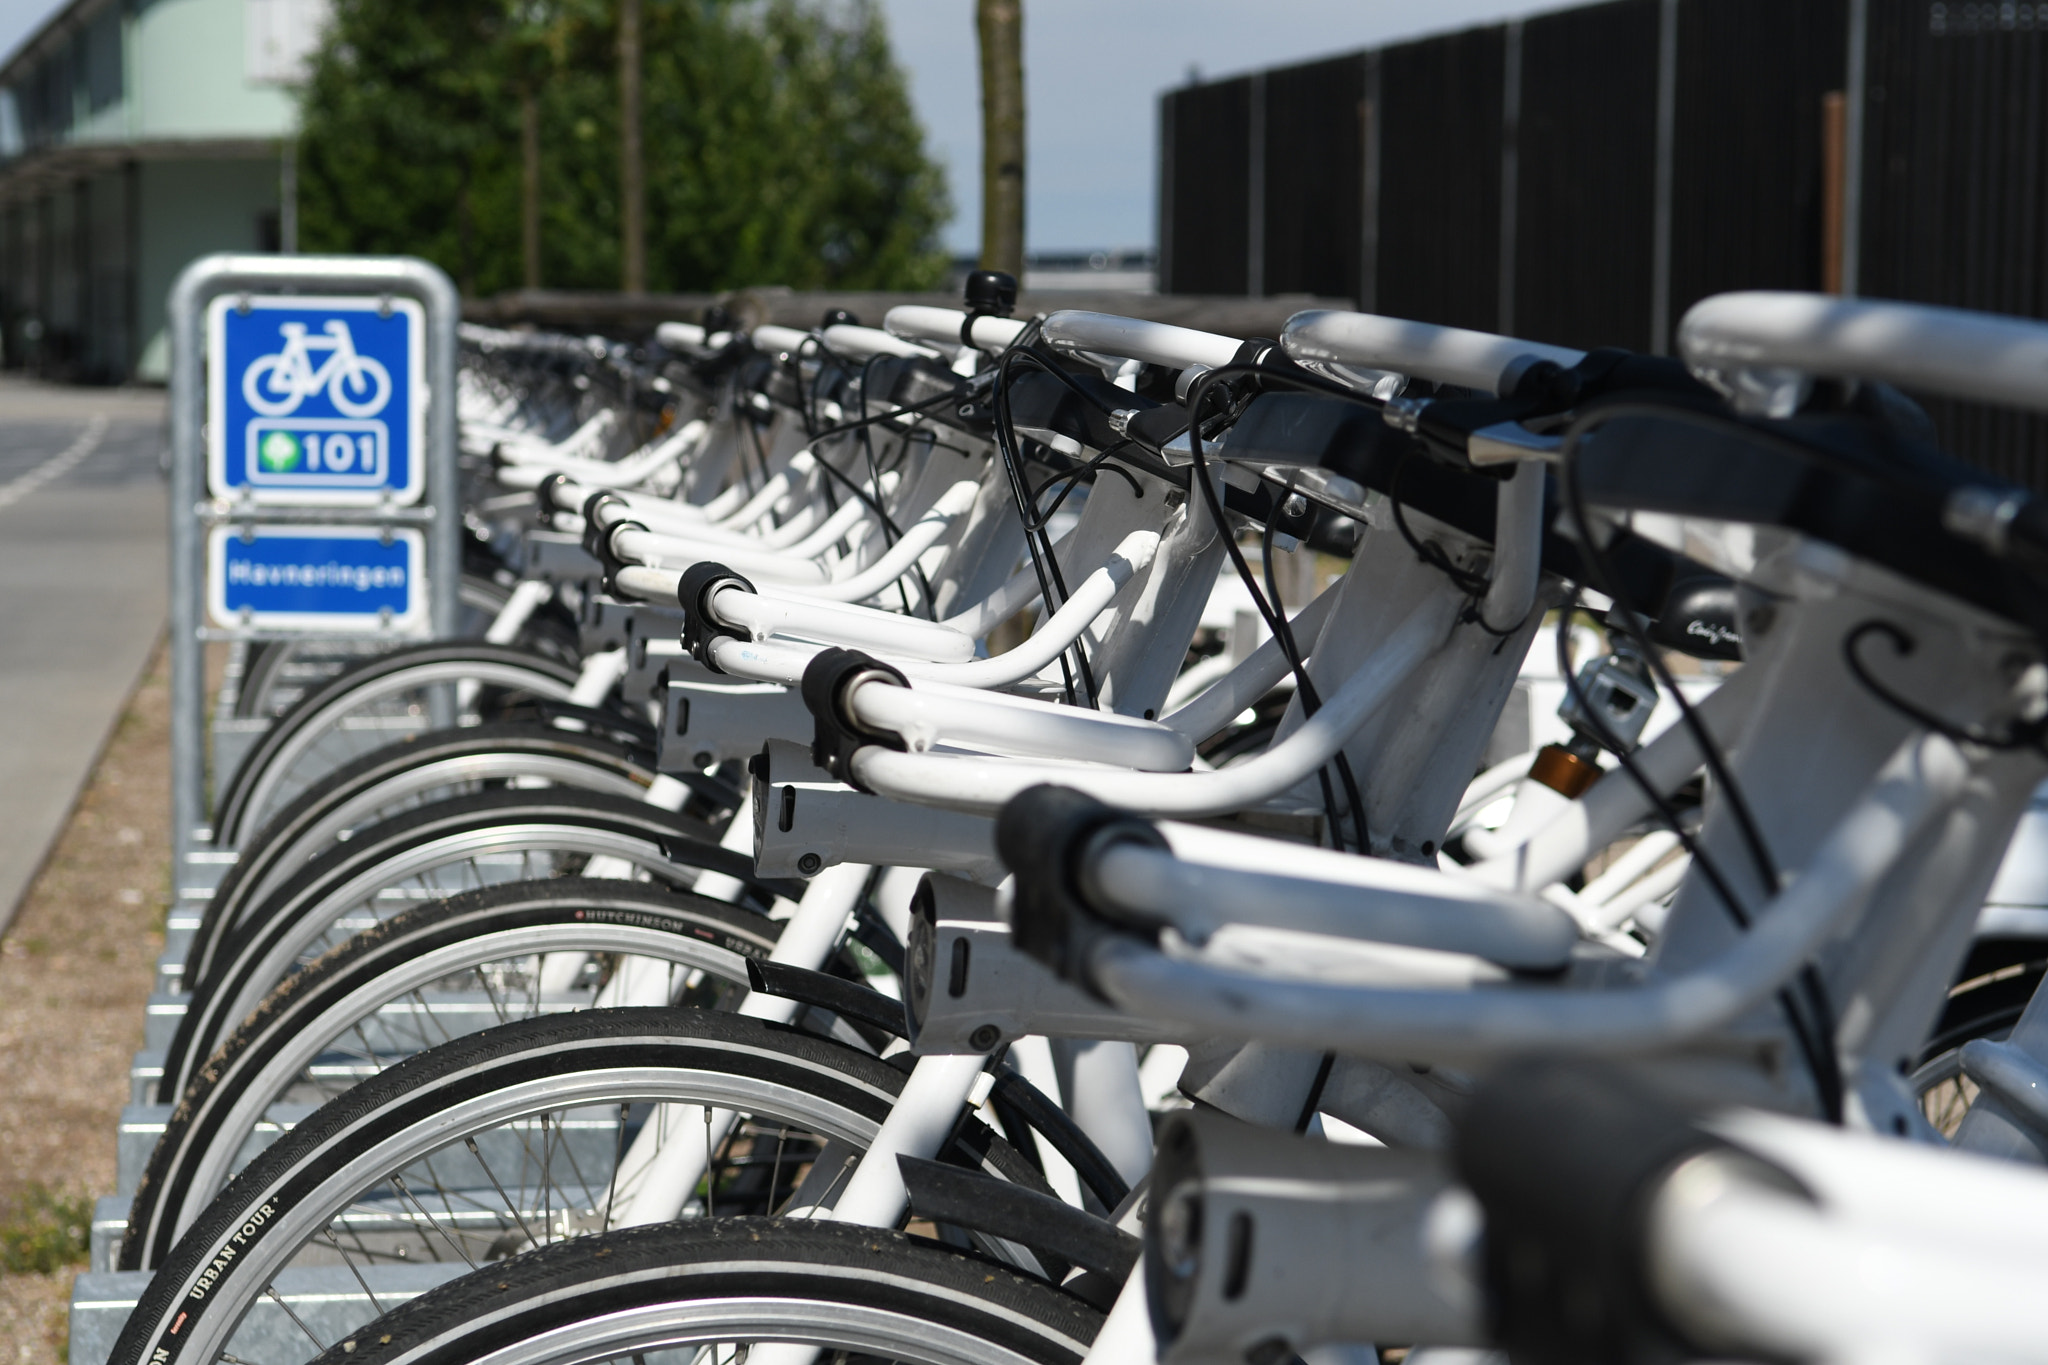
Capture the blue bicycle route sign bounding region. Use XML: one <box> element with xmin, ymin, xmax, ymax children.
<box><xmin>206</xmin><ymin>525</ymin><xmax>428</xmax><ymax>634</ymax></box>
<box><xmin>207</xmin><ymin>295</ymin><xmax>426</xmax><ymax>504</ymax></box>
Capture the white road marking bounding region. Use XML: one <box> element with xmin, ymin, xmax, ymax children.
<box><xmin>0</xmin><ymin>415</ymin><xmax>110</xmax><ymax>511</ymax></box>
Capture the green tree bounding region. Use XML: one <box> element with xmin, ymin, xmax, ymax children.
<box><xmin>297</xmin><ymin>0</ymin><xmax>951</xmax><ymax>295</ymax></box>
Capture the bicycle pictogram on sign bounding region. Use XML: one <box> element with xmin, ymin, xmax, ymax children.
<box><xmin>207</xmin><ymin>295</ymin><xmax>425</xmax><ymax>505</ymax></box>
<box><xmin>241</xmin><ymin>320</ymin><xmax>394</xmax><ymax>418</ymax></box>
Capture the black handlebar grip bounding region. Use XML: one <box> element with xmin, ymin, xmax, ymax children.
<box><xmin>1454</xmin><ymin>1059</ymin><xmax>1718</xmax><ymax>1365</ymax></box>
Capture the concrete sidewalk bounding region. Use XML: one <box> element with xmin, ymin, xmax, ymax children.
<box><xmin>0</xmin><ymin>376</ymin><xmax>169</xmax><ymax>931</ymax></box>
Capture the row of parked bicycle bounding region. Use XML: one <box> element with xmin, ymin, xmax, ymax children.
<box><xmin>74</xmin><ymin>266</ymin><xmax>2048</xmax><ymax>1365</ymax></box>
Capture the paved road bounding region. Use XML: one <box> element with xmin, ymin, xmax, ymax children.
<box><xmin>0</xmin><ymin>377</ymin><xmax>169</xmax><ymax>931</ymax></box>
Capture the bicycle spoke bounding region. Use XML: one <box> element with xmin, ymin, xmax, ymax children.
<box><xmin>390</xmin><ymin>1173</ymin><xmax>478</xmax><ymax>1268</ymax></box>
<box><xmin>603</xmin><ymin>1103</ymin><xmax>631</xmax><ymax>1231</ymax></box>
<box><xmin>418</xmin><ymin>1149</ymin><xmax>497</xmax><ymax>1257</ymax></box>
<box><xmin>539</xmin><ymin>1112</ymin><xmax>556</xmax><ymax>1243</ymax></box>
<box><xmin>262</xmin><ymin>1284</ymin><xmax>329</xmax><ymax>1352</ymax></box>
<box><xmin>476</xmin><ymin>966</ymin><xmax>514</xmax><ymax>1026</ymax></box>
<box><xmin>404</xmin><ymin>987</ymin><xmax>456</xmax><ymax>1048</ymax></box>
<box><xmin>464</xmin><ymin>1135</ymin><xmax>542</xmax><ymax>1251</ymax></box>
<box><xmin>320</xmin><ymin>1230</ymin><xmax>387</xmax><ymax>1315</ymax></box>
<box><xmin>767</xmin><ymin>1125</ymin><xmax>789</xmax><ymax>1215</ymax></box>
<box><xmin>703</xmin><ymin>1104</ymin><xmax>717</xmax><ymax>1217</ymax></box>
<box><xmin>551</xmin><ymin>1112</ymin><xmax>601</xmax><ymax>1225</ymax></box>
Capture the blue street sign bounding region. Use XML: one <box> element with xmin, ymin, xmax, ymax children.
<box><xmin>207</xmin><ymin>295</ymin><xmax>426</xmax><ymax>504</ymax></box>
<box><xmin>207</xmin><ymin>525</ymin><xmax>428</xmax><ymax>634</ymax></box>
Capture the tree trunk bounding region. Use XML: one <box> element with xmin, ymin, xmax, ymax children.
<box><xmin>521</xmin><ymin>85</ymin><xmax>542</xmax><ymax>290</ymax></box>
<box><xmin>976</xmin><ymin>0</ymin><xmax>1025</xmax><ymax>277</ymax></box>
<box><xmin>618</xmin><ymin>0</ymin><xmax>646</xmax><ymax>294</ymax></box>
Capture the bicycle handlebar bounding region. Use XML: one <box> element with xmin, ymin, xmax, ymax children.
<box><xmin>1087</xmin><ymin>821</ymin><xmax>1579</xmax><ymax>969</ymax></box>
<box><xmin>1281</xmin><ymin>310</ymin><xmax>1585</xmax><ymax>395</ymax></box>
<box><xmin>1460</xmin><ymin>1063</ymin><xmax>2048</xmax><ymax>1365</ymax></box>
<box><xmin>1680</xmin><ymin>290</ymin><xmax>2048</xmax><ymax>415</ymax></box>
<box><xmin>655</xmin><ymin>321</ymin><xmax>707</xmax><ymax>349</ymax></box>
<box><xmin>1038</xmin><ymin>310</ymin><xmax>1244</xmax><ymax>372</ymax></box>
<box><xmin>884</xmin><ymin>305</ymin><xmax>1029</xmax><ymax>352</ymax></box>
<box><xmin>851</xmin><ymin>591</ymin><xmax>1456</xmax><ymax>817</ymax></box>
<box><xmin>822</xmin><ymin>324</ymin><xmax>940</xmax><ymax>362</ymax></box>
<box><xmin>850</xmin><ymin>682</ymin><xmax>1193</xmax><ymax>773</ymax></box>
<box><xmin>1079</xmin><ymin>729</ymin><xmax>1967</xmax><ymax>1062</ymax></box>
<box><xmin>691</xmin><ymin>529</ymin><xmax>1160</xmax><ymax>691</ymax></box>
<box><xmin>752</xmin><ymin>323</ymin><xmax>813</xmax><ymax>356</ymax></box>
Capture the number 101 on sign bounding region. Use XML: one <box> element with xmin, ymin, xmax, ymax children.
<box><xmin>246</xmin><ymin>418</ymin><xmax>388</xmax><ymax>489</ymax></box>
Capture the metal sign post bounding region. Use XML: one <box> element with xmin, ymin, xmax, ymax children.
<box><xmin>166</xmin><ymin>254</ymin><xmax>459</xmax><ymax>896</ymax></box>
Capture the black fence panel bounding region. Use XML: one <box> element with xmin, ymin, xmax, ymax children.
<box><xmin>1515</xmin><ymin>0</ymin><xmax>1660</xmax><ymax>351</ymax></box>
<box><xmin>1155</xmin><ymin>2</ymin><xmax>2048</xmax><ymax>486</ymax></box>
<box><xmin>1160</xmin><ymin>76</ymin><xmax>1252</xmax><ymax>295</ymax></box>
<box><xmin>1861</xmin><ymin>0</ymin><xmax>2048</xmax><ymax>487</ymax></box>
<box><xmin>1376</xmin><ymin>25</ymin><xmax>1506</xmax><ymax>332</ymax></box>
<box><xmin>1262</xmin><ymin>53</ymin><xmax>1369</xmax><ymax>302</ymax></box>
<box><xmin>1669</xmin><ymin>0</ymin><xmax>1846</xmax><ymax>326</ymax></box>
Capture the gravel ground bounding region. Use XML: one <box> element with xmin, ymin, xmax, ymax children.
<box><xmin>0</xmin><ymin>643</ymin><xmax>168</xmax><ymax>1360</ymax></box>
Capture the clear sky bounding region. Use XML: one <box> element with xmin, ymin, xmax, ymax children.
<box><xmin>1</xmin><ymin>0</ymin><xmax>1574</xmax><ymax>253</ymax></box>
<box><xmin>0</xmin><ymin>0</ymin><xmax>54</xmax><ymax>67</ymax></box>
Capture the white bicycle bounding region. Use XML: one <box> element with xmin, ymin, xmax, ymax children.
<box><xmin>242</xmin><ymin>319</ymin><xmax>394</xmax><ymax>418</ymax></box>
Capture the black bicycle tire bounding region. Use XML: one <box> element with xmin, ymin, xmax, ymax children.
<box><xmin>306</xmin><ymin>1218</ymin><xmax>1102</xmax><ymax>1365</ymax></box>
<box><xmin>161</xmin><ymin>789</ymin><xmax>794</xmax><ymax>1102</ymax></box>
<box><xmin>190</xmin><ymin>724</ymin><xmax>665</xmax><ymax>985</ymax></box>
<box><xmin>111</xmin><ymin>1009</ymin><xmax>1049</xmax><ymax>1365</ymax></box>
<box><xmin>127</xmin><ymin>879</ymin><xmax>796</xmax><ymax>1270</ymax></box>
<box><xmin>213</xmin><ymin>642</ymin><xmax>586</xmax><ymax>846</ymax></box>
<box><xmin>231</xmin><ymin>574</ymin><xmax>547</xmax><ymax>720</ymax></box>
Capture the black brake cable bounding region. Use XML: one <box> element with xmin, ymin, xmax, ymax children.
<box><xmin>1842</xmin><ymin>620</ymin><xmax>2048</xmax><ymax>751</ymax></box>
<box><xmin>1553</xmin><ymin>411</ymin><xmax>1845</xmax><ymax>1123</ymax></box>
<box><xmin>1024</xmin><ymin>443</ymin><xmax>1145</xmax><ymax>531</ymax></box>
<box><xmin>987</xmin><ymin>321</ymin><xmax>1088</xmax><ymax>706</ymax></box>
<box><xmin>1176</xmin><ymin>363</ymin><xmax>1382</xmax><ymax>853</ymax></box>
<box><xmin>1258</xmin><ymin>513</ymin><xmax>1373</xmax><ymax>855</ymax></box>
<box><xmin>789</xmin><ymin>336</ymin><xmax>825</xmax><ymax>441</ymax></box>
<box><xmin>780</xmin><ymin>387</ymin><xmax>960</xmax><ymax>533</ymax></box>
<box><xmin>734</xmin><ymin>344</ymin><xmax>955</xmax><ymax>619</ymax></box>
<box><xmin>996</xmin><ymin>342</ymin><xmax>1111</xmax><ymax>707</ymax></box>
<box><xmin>1552</xmin><ymin>410</ymin><xmax>1827</xmax><ymax>919</ymax></box>
<box><xmin>794</xmin><ymin>381</ymin><xmax>974</xmax><ymax>447</ymax></box>
<box><xmin>1552</xmin><ymin>594</ymin><xmax>1842</xmax><ymax>1122</ymax></box>
<box><xmin>1262</xmin><ymin>515</ymin><xmax>1363</xmax><ymax>853</ymax></box>
<box><xmin>1015</xmin><ymin>341</ymin><xmax>1141</xmax><ymax>419</ymax></box>
<box><xmin>1557</xmin><ymin>403</ymin><xmax>1859</xmax><ymax>891</ymax></box>
<box><xmin>847</xmin><ymin>350</ymin><xmax>933</xmax><ymax>619</ymax></box>
<box><xmin>1382</xmin><ymin>446</ymin><xmax>1524</xmax><ymax>643</ymax></box>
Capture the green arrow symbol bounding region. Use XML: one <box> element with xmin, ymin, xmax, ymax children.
<box><xmin>258</xmin><ymin>430</ymin><xmax>301</xmax><ymax>472</ymax></box>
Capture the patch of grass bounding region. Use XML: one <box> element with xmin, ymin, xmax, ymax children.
<box><xmin>0</xmin><ymin>1186</ymin><xmax>91</xmax><ymax>1274</ymax></box>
